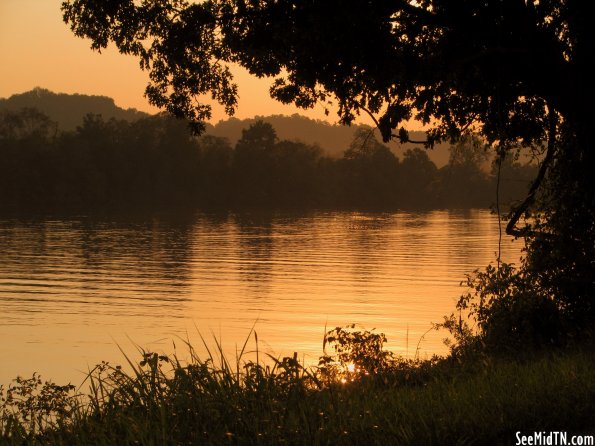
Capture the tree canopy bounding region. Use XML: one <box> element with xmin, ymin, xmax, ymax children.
<box><xmin>61</xmin><ymin>1</ymin><xmax>593</xmax><ymax>144</ymax></box>
<box><xmin>2</xmin><ymin>108</ymin><xmax>527</xmax><ymax>211</ymax></box>
<box><xmin>61</xmin><ymin>0</ymin><xmax>594</xmax><ymax>343</ymax></box>
<box><xmin>61</xmin><ymin>0</ymin><xmax>593</xmax><ymax>228</ymax></box>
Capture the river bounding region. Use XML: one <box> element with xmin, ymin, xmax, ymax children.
<box><xmin>0</xmin><ymin>209</ymin><xmax>523</xmax><ymax>385</ymax></box>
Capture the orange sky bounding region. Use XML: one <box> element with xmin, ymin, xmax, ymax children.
<box><xmin>0</xmin><ymin>0</ymin><xmax>345</xmax><ymax>124</ymax></box>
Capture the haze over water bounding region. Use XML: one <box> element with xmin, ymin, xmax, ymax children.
<box><xmin>0</xmin><ymin>209</ymin><xmax>522</xmax><ymax>385</ymax></box>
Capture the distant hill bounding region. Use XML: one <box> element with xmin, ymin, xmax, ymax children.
<box><xmin>0</xmin><ymin>87</ymin><xmax>149</xmax><ymax>131</ymax></box>
<box><xmin>206</xmin><ymin>114</ymin><xmax>451</xmax><ymax>167</ymax></box>
<box><xmin>0</xmin><ymin>89</ymin><xmax>450</xmax><ymax>166</ymax></box>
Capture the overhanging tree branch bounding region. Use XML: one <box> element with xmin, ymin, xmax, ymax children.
<box><xmin>506</xmin><ymin>108</ymin><xmax>557</xmax><ymax>237</ymax></box>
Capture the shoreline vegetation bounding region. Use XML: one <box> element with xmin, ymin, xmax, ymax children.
<box><xmin>0</xmin><ymin>106</ymin><xmax>536</xmax><ymax>213</ymax></box>
<box><xmin>1</xmin><ymin>326</ymin><xmax>594</xmax><ymax>446</ymax></box>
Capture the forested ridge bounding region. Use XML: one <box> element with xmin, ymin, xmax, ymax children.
<box><xmin>0</xmin><ymin>88</ymin><xmax>452</xmax><ymax>164</ymax></box>
<box><xmin>0</xmin><ymin>88</ymin><xmax>148</xmax><ymax>131</ymax></box>
<box><xmin>0</xmin><ymin>107</ymin><xmax>534</xmax><ymax>211</ymax></box>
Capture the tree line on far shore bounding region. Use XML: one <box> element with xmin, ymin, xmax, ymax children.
<box><xmin>0</xmin><ymin>108</ymin><xmax>536</xmax><ymax>212</ymax></box>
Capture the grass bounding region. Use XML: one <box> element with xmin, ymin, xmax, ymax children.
<box><xmin>1</xmin><ymin>327</ymin><xmax>594</xmax><ymax>445</ymax></box>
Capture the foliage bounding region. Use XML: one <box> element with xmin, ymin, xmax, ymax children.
<box><xmin>439</xmin><ymin>128</ymin><xmax>593</xmax><ymax>355</ymax></box>
<box><xmin>490</xmin><ymin>153</ymin><xmax>537</xmax><ymax>210</ymax></box>
<box><xmin>3</xmin><ymin>89</ymin><xmax>450</xmax><ymax>160</ymax></box>
<box><xmin>448</xmin><ymin>134</ymin><xmax>490</xmax><ymax>170</ymax></box>
<box><xmin>441</xmin><ymin>154</ymin><xmax>594</xmax><ymax>353</ymax></box>
<box><xmin>449</xmin><ymin>129</ymin><xmax>594</xmax><ymax>352</ymax></box>
<box><xmin>61</xmin><ymin>1</ymin><xmax>591</xmax><ymax>150</ymax></box>
<box><xmin>524</xmin><ymin>129</ymin><xmax>595</xmax><ymax>330</ymax></box>
<box><xmin>318</xmin><ymin>325</ymin><xmax>397</xmax><ymax>381</ymax></box>
<box><xmin>436</xmin><ymin>133</ymin><xmax>492</xmax><ymax>207</ymax></box>
<box><xmin>441</xmin><ymin>263</ymin><xmax>565</xmax><ymax>356</ymax></box>
<box><xmin>398</xmin><ymin>148</ymin><xmax>439</xmax><ymax>207</ymax></box>
<box><xmin>1</xmin><ymin>109</ymin><xmax>535</xmax><ymax>212</ymax></box>
<box><xmin>0</xmin><ymin>375</ymin><xmax>78</xmax><ymax>437</ymax></box>
<box><xmin>2</xmin><ymin>329</ymin><xmax>595</xmax><ymax>445</ymax></box>
<box><xmin>340</xmin><ymin>129</ymin><xmax>400</xmax><ymax>207</ymax></box>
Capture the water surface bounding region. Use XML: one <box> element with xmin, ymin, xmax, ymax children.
<box><xmin>0</xmin><ymin>210</ymin><xmax>522</xmax><ymax>385</ymax></box>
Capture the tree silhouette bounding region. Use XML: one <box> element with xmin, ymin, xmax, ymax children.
<box><xmin>0</xmin><ymin>108</ymin><xmax>536</xmax><ymax>212</ymax></box>
<box><xmin>231</xmin><ymin>120</ymin><xmax>324</xmax><ymax>206</ymax></box>
<box><xmin>196</xmin><ymin>135</ymin><xmax>234</xmax><ymax>205</ymax></box>
<box><xmin>341</xmin><ymin>128</ymin><xmax>400</xmax><ymax>207</ymax></box>
<box><xmin>438</xmin><ymin>134</ymin><xmax>491</xmax><ymax>207</ymax></box>
<box><xmin>61</xmin><ymin>0</ymin><xmax>594</xmax><ymax>338</ymax></box>
<box><xmin>232</xmin><ymin>121</ymin><xmax>277</xmax><ymax>204</ymax></box>
<box><xmin>62</xmin><ymin>1</ymin><xmax>592</xmax><ymax>145</ymax></box>
<box><xmin>0</xmin><ymin>109</ymin><xmax>57</xmax><ymax>208</ymax></box>
<box><xmin>61</xmin><ymin>1</ymin><xmax>593</xmax><ymax>217</ymax></box>
<box><xmin>399</xmin><ymin>148</ymin><xmax>438</xmax><ymax>208</ymax></box>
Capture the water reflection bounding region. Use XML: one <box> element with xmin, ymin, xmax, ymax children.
<box><xmin>234</xmin><ymin>213</ymin><xmax>276</xmax><ymax>290</ymax></box>
<box><xmin>0</xmin><ymin>210</ymin><xmax>522</xmax><ymax>385</ymax></box>
<box><xmin>346</xmin><ymin>213</ymin><xmax>393</xmax><ymax>287</ymax></box>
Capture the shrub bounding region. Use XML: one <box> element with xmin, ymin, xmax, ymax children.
<box><xmin>441</xmin><ymin>262</ymin><xmax>566</xmax><ymax>356</ymax></box>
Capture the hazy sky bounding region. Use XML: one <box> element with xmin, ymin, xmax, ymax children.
<box><xmin>0</xmin><ymin>0</ymin><xmax>341</xmax><ymax>124</ymax></box>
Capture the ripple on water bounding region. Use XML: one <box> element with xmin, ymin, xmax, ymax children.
<box><xmin>0</xmin><ymin>210</ymin><xmax>521</xmax><ymax>385</ymax></box>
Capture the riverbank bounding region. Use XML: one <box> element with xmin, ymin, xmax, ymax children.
<box><xmin>1</xmin><ymin>333</ymin><xmax>594</xmax><ymax>446</ymax></box>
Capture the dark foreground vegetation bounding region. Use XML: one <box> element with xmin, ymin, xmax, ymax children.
<box><xmin>1</xmin><ymin>325</ymin><xmax>594</xmax><ymax>446</ymax></box>
<box><xmin>0</xmin><ymin>108</ymin><xmax>535</xmax><ymax>211</ymax></box>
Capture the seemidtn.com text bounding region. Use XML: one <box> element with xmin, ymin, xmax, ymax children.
<box><xmin>516</xmin><ymin>432</ymin><xmax>594</xmax><ymax>446</ymax></box>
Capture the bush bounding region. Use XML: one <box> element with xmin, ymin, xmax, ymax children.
<box><xmin>442</xmin><ymin>262</ymin><xmax>565</xmax><ymax>356</ymax></box>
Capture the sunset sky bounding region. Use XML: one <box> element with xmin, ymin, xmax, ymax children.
<box><xmin>0</xmin><ymin>0</ymin><xmax>339</xmax><ymax>124</ymax></box>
